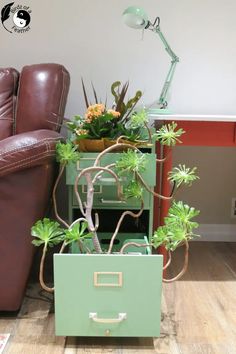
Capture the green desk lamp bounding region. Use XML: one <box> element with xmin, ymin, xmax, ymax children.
<box><xmin>123</xmin><ymin>6</ymin><xmax>179</xmax><ymax>114</ymax></box>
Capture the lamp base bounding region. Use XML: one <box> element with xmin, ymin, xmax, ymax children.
<box><xmin>148</xmin><ymin>107</ymin><xmax>172</xmax><ymax>116</ymax></box>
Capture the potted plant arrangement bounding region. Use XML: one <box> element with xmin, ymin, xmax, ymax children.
<box><xmin>31</xmin><ymin>81</ymin><xmax>200</xmax><ymax>338</ymax></box>
<box><xmin>66</xmin><ymin>80</ymin><xmax>152</xmax><ymax>152</ymax></box>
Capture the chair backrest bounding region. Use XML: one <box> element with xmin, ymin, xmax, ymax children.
<box><xmin>15</xmin><ymin>63</ymin><xmax>70</xmax><ymax>134</ymax></box>
<box><xmin>0</xmin><ymin>68</ymin><xmax>19</xmax><ymax>140</ymax></box>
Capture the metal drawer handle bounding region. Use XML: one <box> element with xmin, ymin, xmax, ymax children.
<box><xmin>89</xmin><ymin>312</ymin><xmax>127</xmax><ymax>324</ymax></box>
<box><xmin>100</xmin><ymin>198</ymin><xmax>126</xmax><ymax>204</ymax></box>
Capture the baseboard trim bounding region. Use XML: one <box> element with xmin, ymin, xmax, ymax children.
<box><xmin>196</xmin><ymin>224</ymin><xmax>236</xmax><ymax>242</ymax></box>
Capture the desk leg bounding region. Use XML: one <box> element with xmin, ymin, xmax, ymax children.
<box><xmin>160</xmin><ymin>146</ymin><xmax>173</xmax><ymax>267</ymax></box>
<box><xmin>160</xmin><ymin>146</ymin><xmax>173</xmax><ymax>224</ymax></box>
<box><xmin>153</xmin><ymin>142</ymin><xmax>162</xmax><ymax>231</ymax></box>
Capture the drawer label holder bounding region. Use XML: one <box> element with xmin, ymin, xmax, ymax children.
<box><xmin>93</xmin><ymin>271</ymin><xmax>123</xmax><ymax>287</ymax></box>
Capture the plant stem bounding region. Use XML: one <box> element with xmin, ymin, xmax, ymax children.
<box><xmin>94</xmin><ymin>143</ymin><xmax>140</xmax><ymax>167</ymax></box>
<box><xmin>156</xmin><ymin>148</ymin><xmax>172</xmax><ymax>163</ymax></box>
<box><xmin>137</xmin><ymin>172</ymin><xmax>176</xmax><ymax>200</ymax></box>
<box><xmin>92</xmin><ymin>163</ymin><xmax>116</xmax><ymax>184</ymax></box>
<box><xmin>39</xmin><ymin>244</ymin><xmax>54</xmax><ymax>293</ymax></box>
<box><xmin>75</xmin><ymin>166</ymin><xmax>122</xmax><ymax>206</ymax></box>
<box><xmin>73</xmin><ymin>174</ymin><xmax>87</xmax><ymax>217</ymax></box>
<box><xmin>107</xmin><ymin>200</ymin><xmax>144</xmax><ymax>254</ymax></box>
<box><xmin>84</xmin><ymin>172</ymin><xmax>102</xmax><ymax>253</ymax></box>
<box><xmin>163</xmin><ymin>241</ymin><xmax>189</xmax><ymax>283</ymax></box>
<box><xmin>53</xmin><ymin>163</ymin><xmax>69</xmax><ymax>228</ymax></box>
<box><xmin>59</xmin><ymin>241</ymin><xmax>67</xmax><ymax>254</ymax></box>
<box><xmin>74</xmin><ymin>166</ymin><xmax>122</xmax><ymax>248</ymax></box>
<box><xmin>69</xmin><ymin>217</ymin><xmax>88</xmax><ymax>229</ymax></box>
<box><xmin>144</xmin><ymin>121</ymin><xmax>152</xmax><ymax>144</ymax></box>
<box><xmin>163</xmin><ymin>250</ymin><xmax>172</xmax><ymax>270</ymax></box>
<box><xmin>120</xmin><ymin>241</ymin><xmax>151</xmax><ymax>254</ymax></box>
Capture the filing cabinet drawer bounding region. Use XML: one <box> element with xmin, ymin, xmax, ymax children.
<box><xmin>54</xmin><ymin>253</ymin><xmax>163</xmax><ymax>337</ymax></box>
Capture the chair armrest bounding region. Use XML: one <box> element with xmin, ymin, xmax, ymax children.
<box><xmin>0</xmin><ymin>129</ymin><xmax>64</xmax><ymax>177</ymax></box>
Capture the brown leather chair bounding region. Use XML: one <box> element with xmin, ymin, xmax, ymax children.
<box><xmin>0</xmin><ymin>63</ymin><xmax>70</xmax><ymax>311</ymax></box>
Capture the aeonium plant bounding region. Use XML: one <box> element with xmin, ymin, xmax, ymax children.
<box><xmin>31</xmin><ymin>121</ymin><xmax>200</xmax><ymax>292</ymax></box>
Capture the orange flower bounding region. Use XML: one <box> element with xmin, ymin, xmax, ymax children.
<box><xmin>107</xmin><ymin>109</ymin><xmax>121</xmax><ymax>118</ymax></box>
<box><xmin>86</xmin><ymin>104</ymin><xmax>105</xmax><ymax>118</ymax></box>
<box><xmin>75</xmin><ymin>128</ymin><xmax>89</xmax><ymax>136</ymax></box>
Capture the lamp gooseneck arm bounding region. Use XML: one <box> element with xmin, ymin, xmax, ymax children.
<box><xmin>150</xmin><ymin>25</ymin><xmax>179</xmax><ymax>108</ymax></box>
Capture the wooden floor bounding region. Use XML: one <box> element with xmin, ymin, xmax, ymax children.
<box><xmin>1</xmin><ymin>242</ymin><xmax>236</xmax><ymax>353</ymax></box>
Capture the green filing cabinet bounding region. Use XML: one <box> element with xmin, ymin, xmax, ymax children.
<box><xmin>54</xmin><ymin>253</ymin><xmax>163</xmax><ymax>337</ymax></box>
<box><xmin>54</xmin><ymin>147</ymin><xmax>163</xmax><ymax>337</ymax></box>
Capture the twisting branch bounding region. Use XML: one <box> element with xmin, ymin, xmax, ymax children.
<box><xmin>74</xmin><ymin>182</ymin><xmax>86</xmax><ymax>217</ymax></box>
<box><xmin>144</xmin><ymin>121</ymin><xmax>152</xmax><ymax>144</ymax></box>
<box><xmin>156</xmin><ymin>151</ymin><xmax>173</xmax><ymax>163</ymax></box>
<box><xmin>115</xmin><ymin>121</ymin><xmax>152</xmax><ymax>146</ymax></box>
<box><xmin>92</xmin><ymin>164</ymin><xmax>125</xmax><ymax>206</ymax></box>
<box><xmin>74</xmin><ymin>166</ymin><xmax>122</xmax><ymax>253</ymax></box>
<box><xmin>92</xmin><ymin>163</ymin><xmax>116</xmax><ymax>184</ymax></box>
<box><xmin>69</xmin><ymin>217</ymin><xmax>88</xmax><ymax>229</ymax></box>
<box><xmin>94</xmin><ymin>143</ymin><xmax>140</xmax><ymax>167</ymax></box>
<box><xmin>114</xmin><ymin>135</ymin><xmax>152</xmax><ymax>148</ymax></box>
<box><xmin>53</xmin><ymin>163</ymin><xmax>69</xmax><ymax>228</ymax></box>
<box><xmin>107</xmin><ymin>200</ymin><xmax>144</xmax><ymax>254</ymax></box>
<box><xmin>69</xmin><ymin>217</ymin><xmax>94</xmax><ymax>254</ymax></box>
<box><xmin>75</xmin><ymin>166</ymin><xmax>123</xmax><ymax>208</ymax></box>
<box><xmin>137</xmin><ymin>172</ymin><xmax>176</xmax><ymax>200</ymax></box>
<box><xmin>116</xmin><ymin>135</ymin><xmax>132</xmax><ymax>144</ymax></box>
<box><xmin>163</xmin><ymin>250</ymin><xmax>172</xmax><ymax>270</ymax></box>
<box><xmin>84</xmin><ymin>172</ymin><xmax>102</xmax><ymax>253</ymax></box>
<box><xmin>163</xmin><ymin>241</ymin><xmax>189</xmax><ymax>283</ymax></box>
<box><xmin>120</xmin><ymin>241</ymin><xmax>151</xmax><ymax>254</ymax></box>
<box><xmin>94</xmin><ymin>212</ymin><xmax>99</xmax><ymax>231</ymax></box>
<box><xmin>39</xmin><ymin>244</ymin><xmax>54</xmax><ymax>293</ymax></box>
<box><xmin>59</xmin><ymin>241</ymin><xmax>67</xmax><ymax>254</ymax></box>
<box><xmin>156</xmin><ymin>156</ymin><xmax>167</xmax><ymax>163</ymax></box>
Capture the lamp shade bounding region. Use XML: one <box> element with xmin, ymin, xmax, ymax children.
<box><xmin>122</xmin><ymin>6</ymin><xmax>148</xmax><ymax>29</ymax></box>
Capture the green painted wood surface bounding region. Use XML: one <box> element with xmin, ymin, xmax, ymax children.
<box><xmin>54</xmin><ymin>253</ymin><xmax>163</xmax><ymax>337</ymax></box>
<box><xmin>66</xmin><ymin>152</ymin><xmax>156</xmax><ymax>186</ymax></box>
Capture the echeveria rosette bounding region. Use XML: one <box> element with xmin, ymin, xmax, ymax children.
<box><xmin>154</xmin><ymin>122</ymin><xmax>185</xmax><ymax>146</ymax></box>
<box><xmin>115</xmin><ymin>149</ymin><xmax>147</xmax><ymax>176</ymax></box>
<box><xmin>64</xmin><ymin>221</ymin><xmax>93</xmax><ymax>246</ymax></box>
<box><xmin>31</xmin><ymin>218</ymin><xmax>64</xmax><ymax>248</ymax></box>
<box><xmin>168</xmin><ymin>164</ymin><xmax>199</xmax><ymax>188</ymax></box>
<box><xmin>165</xmin><ymin>201</ymin><xmax>200</xmax><ymax>232</ymax></box>
<box><xmin>56</xmin><ymin>141</ymin><xmax>80</xmax><ymax>165</ymax></box>
<box><xmin>152</xmin><ymin>201</ymin><xmax>200</xmax><ymax>252</ymax></box>
<box><xmin>124</xmin><ymin>180</ymin><xmax>144</xmax><ymax>200</ymax></box>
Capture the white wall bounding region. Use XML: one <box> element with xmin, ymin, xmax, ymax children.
<box><xmin>1</xmin><ymin>0</ymin><xmax>236</xmax><ymax>117</ymax></box>
<box><xmin>1</xmin><ymin>0</ymin><xmax>236</xmax><ymax>230</ymax></box>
